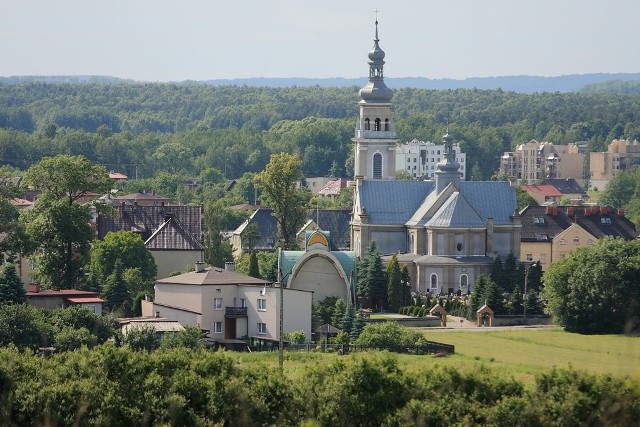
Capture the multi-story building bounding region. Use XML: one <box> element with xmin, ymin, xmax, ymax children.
<box><xmin>500</xmin><ymin>140</ymin><xmax>585</xmax><ymax>185</ymax></box>
<box><xmin>396</xmin><ymin>139</ymin><xmax>466</xmax><ymax>179</ymax></box>
<box><xmin>590</xmin><ymin>139</ymin><xmax>640</xmax><ymax>190</ymax></box>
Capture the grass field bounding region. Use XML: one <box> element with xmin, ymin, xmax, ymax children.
<box><xmin>418</xmin><ymin>327</ymin><xmax>640</xmax><ymax>384</ymax></box>
<box><xmin>233</xmin><ymin>328</ymin><xmax>640</xmax><ymax>385</ymax></box>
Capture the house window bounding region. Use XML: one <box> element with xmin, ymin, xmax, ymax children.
<box><xmin>601</xmin><ymin>217</ymin><xmax>611</xmax><ymax>224</ymax></box>
<box><xmin>240</xmin><ymin>298</ymin><xmax>246</xmax><ymax>308</ymax></box>
<box><xmin>430</xmin><ymin>274</ymin><xmax>438</xmax><ymax>289</ymax></box>
<box><xmin>373</xmin><ymin>153</ymin><xmax>382</xmax><ymax>179</ymax></box>
<box><xmin>533</xmin><ymin>217</ymin><xmax>545</xmax><ymax>224</ymax></box>
<box><xmin>526</xmin><ymin>253</ymin><xmax>533</xmax><ymax>261</ymax></box>
<box><xmin>573</xmin><ymin>236</ymin><xmax>580</xmax><ymax>245</ymax></box>
<box><xmin>213</xmin><ymin>298</ymin><xmax>223</xmax><ymax>310</ymax></box>
<box><xmin>559</xmin><ymin>239</ymin><xmax>566</xmax><ymax>245</ymax></box>
<box><xmin>214</xmin><ymin>321</ymin><xmax>223</xmax><ymax>334</ymax></box>
<box><xmin>257</xmin><ymin>323</ymin><xmax>267</xmax><ymax>335</ymax></box>
<box><xmin>536</xmin><ymin>234</ymin><xmax>548</xmax><ymax>241</ymax></box>
<box><xmin>257</xmin><ymin>298</ymin><xmax>267</xmax><ymax>311</ymax></box>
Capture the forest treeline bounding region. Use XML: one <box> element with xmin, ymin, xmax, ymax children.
<box><xmin>3</xmin><ymin>82</ymin><xmax>640</xmax><ymax>181</ymax></box>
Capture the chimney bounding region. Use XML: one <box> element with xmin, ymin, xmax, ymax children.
<box><xmin>567</xmin><ymin>207</ymin><xmax>574</xmax><ymax>217</ymax></box>
<box><xmin>194</xmin><ymin>261</ymin><xmax>205</xmax><ymax>273</ymax></box>
<box><xmin>28</xmin><ymin>283</ymin><xmax>40</xmax><ymax>293</ymax></box>
<box><xmin>600</xmin><ymin>206</ymin><xmax>608</xmax><ymax>215</ymax></box>
<box><xmin>617</xmin><ymin>208</ymin><xmax>625</xmax><ymax>217</ymax></box>
<box><xmin>224</xmin><ymin>262</ymin><xmax>236</xmax><ymax>272</ymax></box>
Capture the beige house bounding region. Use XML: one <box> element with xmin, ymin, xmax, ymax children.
<box><xmin>151</xmin><ymin>264</ymin><xmax>312</xmax><ymax>342</ymax></box>
<box><xmin>26</xmin><ymin>283</ymin><xmax>104</xmax><ymax>314</ymax></box>
<box><xmin>501</xmin><ymin>140</ymin><xmax>585</xmax><ymax>184</ymax></box>
<box><xmin>519</xmin><ymin>205</ymin><xmax>636</xmax><ymax>271</ymax></box>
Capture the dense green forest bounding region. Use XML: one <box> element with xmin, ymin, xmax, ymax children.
<box><xmin>3</xmin><ymin>82</ymin><xmax>640</xmax><ymax>184</ymax></box>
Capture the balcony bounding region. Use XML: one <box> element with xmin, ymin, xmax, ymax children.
<box><xmin>225</xmin><ymin>306</ymin><xmax>247</xmax><ymax>318</ymax></box>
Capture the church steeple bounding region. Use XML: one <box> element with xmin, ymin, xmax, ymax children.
<box><xmin>352</xmin><ymin>20</ymin><xmax>397</xmax><ymax>180</ymax></box>
<box><xmin>435</xmin><ymin>129</ymin><xmax>462</xmax><ymax>193</ymax></box>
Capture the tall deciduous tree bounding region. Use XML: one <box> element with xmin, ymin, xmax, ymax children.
<box><xmin>254</xmin><ymin>153</ymin><xmax>308</xmax><ymax>249</ymax></box>
<box><xmin>542</xmin><ymin>238</ymin><xmax>640</xmax><ymax>334</ymax></box>
<box><xmin>88</xmin><ymin>230</ymin><xmax>157</xmax><ymax>293</ymax></box>
<box><xmin>23</xmin><ymin>154</ymin><xmax>111</xmax><ymax>205</ymax></box>
<box><xmin>203</xmin><ymin>201</ymin><xmax>234</xmax><ymax>268</ymax></box>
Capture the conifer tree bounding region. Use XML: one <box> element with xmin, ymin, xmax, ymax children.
<box><xmin>350</xmin><ymin>310</ymin><xmax>365</xmax><ymax>341</ymax></box>
<box><xmin>386</xmin><ymin>255</ymin><xmax>402</xmax><ymax>312</ymax></box>
<box><xmin>367</xmin><ymin>248</ymin><xmax>387</xmax><ymax>311</ymax></box>
<box><xmin>0</xmin><ymin>263</ymin><xmax>26</xmax><ymax>305</ymax></box>
<box><xmin>103</xmin><ymin>259</ymin><xmax>130</xmax><ymax>313</ymax></box>
<box><xmin>332</xmin><ymin>298</ymin><xmax>346</xmax><ymax>328</ymax></box>
<box><xmin>400</xmin><ymin>265</ymin><xmax>411</xmax><ymax>307</ymax></box>
<box><xmin>248</xmin><ymin>250</ymin><xmax>260</xmax><ymax>279</ymax></box>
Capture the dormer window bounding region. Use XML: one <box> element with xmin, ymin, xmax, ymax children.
<box><xmin>533</xmin><ymin>217</ymin><xmax>545</xmax><ymax>224</ymax></box>
<box><xmin>601</xmin><ymin>217</ymin><xmax>611</xmax><ymax>224</ymax></box>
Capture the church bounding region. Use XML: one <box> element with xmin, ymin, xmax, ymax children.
<box><xmin>350</xmin><ymin>21</ymin><xmax>522</xmax><ymax>296</ymax></box>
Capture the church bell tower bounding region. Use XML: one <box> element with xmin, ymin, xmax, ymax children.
<box><xmin>352</xmin><ymin>20</ymin><xmax>398</xmax><ymax>180</ymax></box>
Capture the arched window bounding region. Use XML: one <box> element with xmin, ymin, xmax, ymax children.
<box><xmin>364</xmin><ymin>118</ymin><xmax>370</xmax><ymax>131</ymax></box>
<box><xmin>430</xmin><ymin>273</ymin><xmax>438</xmax><ymax>289</ymax></box>
<box><xmin>374</xmin><ymin>118</ymin><xmax>381</xmax><ymax>131</ymax></box>
<box><xmin>384</xmin><ymin>118</ymin><xmax>390</xmax><ymax>131</ymax></box>
<box><xmin>373</xmin><ymin>153</ymin><xmax>382</xmax><ymax>179</ymax></box>
<box><xmin>460</xmin><ymin>274</ymin><xmax>468</xmax><ymax>291</ymax></box>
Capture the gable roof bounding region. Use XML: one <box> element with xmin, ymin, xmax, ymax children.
<box><xmin>359</xmin><ymin>179</ymin><xmax>517</xmax><ymax>227</ymax></box>
<box><xmin>543</xmin><ymin>178</ymin><xmax>585</xmax><ymax>194</ymax></box>
<box><xmin>97</xmin><ymin>204</ymin><xmax>203</xmax><ymax>250</ymax></box>
<box><xmin>426</xmin><ymin>192</ymin><xmax>485</xmax><ymax>228</ymax></box>
<box><xmin>145</xmin><ymin>217</ymin><xmax>204</xmax><ymax>250</ymax></box>
<box><xmin>235</xmin><ymin>208</ymin><xmax>351</xmax><ymax>251</ymax></box>
<box><xmin>521</xmin><ymin>184</ymin><xmax>563</xmax><ymax>198</ymax></box>
<box><xmin>519</xmin><ymin>205</ymin><xmax>637</xmax><ymax>241</ymax></box>
<box><xmin>156</xmin><ymin>267</ymin><xmax>269</xmax><ymax>286</ymax></box>
<box><xmin>358</xmin><ymin>180</ymin><xmax>435</xmax><ymax>224</ymax></box>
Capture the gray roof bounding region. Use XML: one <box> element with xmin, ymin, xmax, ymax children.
<box><xmin>358</xmin><ymin>180</ymin><xmax>516</xmax><ymax>226</ymax></box>
<box><xmin>426</xmin><ymin>192</ymin><xmax>485</xmax><ymax>228</ymax></box>
<box><xmin>358</xmin><ymin>180</ymin><xmax>435</xmax><ymax>224</ymax></box>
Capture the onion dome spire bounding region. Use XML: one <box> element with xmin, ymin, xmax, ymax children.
<box><xmin>359</xmin><ymin>20</ymin><xmax>393</xmax><ymax>103</ymax></box>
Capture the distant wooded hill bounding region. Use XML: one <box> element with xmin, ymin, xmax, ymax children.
<box><xmin>3</xmin><ymin>79</ymin><xmax>640</xmax><ymax>198</ymax></box>
<box><xmin>3</xmin><ymin>73</ymin><xmax>640</xmax><ymax>93</ymax></box>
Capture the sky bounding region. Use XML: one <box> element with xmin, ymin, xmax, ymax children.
<box><xmin>2</xmin><ymin>0</ymin><xmax>640</xmax><ymax>82</ymax></box>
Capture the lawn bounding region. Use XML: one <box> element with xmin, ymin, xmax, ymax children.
<box><xmin>233</xmin><ymin>328</ymin><xmax>640</xmax><ymax>386</ymax></box>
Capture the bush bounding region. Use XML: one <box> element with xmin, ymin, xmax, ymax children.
<box><xmin>53</xmin><ymin>326</ymin><xmax>98</xmax><ymax>351</ymax></box>
<box><xmin>123</xmin><ymin>325</ymin><xmax>161</xmax><ymax>352</ymax></box>
<box><xmin>354</xmin><ymin>322</ymin><xmax>423</xmax><ymax>352</ymax></box>
<box><xmin>161</xmin><ymin>326</ymin><xmax>203</xmax><ymax>350</ymax></box>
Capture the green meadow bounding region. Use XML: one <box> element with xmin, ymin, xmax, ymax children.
<box><xmin>235</xmin><ymin>328</ymin><xmax>640</xmax><ymax>385</ymax></box>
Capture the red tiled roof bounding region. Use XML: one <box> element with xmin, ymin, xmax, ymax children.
<box><xmin>109</xmin><ymin>172</ymin><xmax>128</xmax><ymax>180</ymax></box>
<box><xmin>521</xmin><ymin>184</ymin><xmax>562</xmax><ymax>198</ymax></box>
<box><xmin>10</xmin><ymin>198</ymin><xmax>33</xmax><ymax>207</ymax></box>
<box><xmin>26</xmin><ymin>289</ymin><xmax>99</xmax><ymax>297</ymax></box>
<box><xmin>66</xmin><ymin>297</ymin><xmax>105</xmax><ymax>304</ymax></box>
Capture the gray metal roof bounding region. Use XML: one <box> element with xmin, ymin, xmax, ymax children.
<box><xmin>358</xmin><ymin>180</ymin><xmax>516</xmax><ymax>226</ymax></box>
<box><xmin>426</xmin><ymin>192</ymin><xmax>485</xmax><ymax>228</ymax></box>
<box><xmin>358</xmin><ymin>180</ymin><xmax>435</xmax><ymax>224</ymax></box>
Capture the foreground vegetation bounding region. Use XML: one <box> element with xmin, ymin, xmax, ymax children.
<box><xmin>0</xmin><ymin>344</ymin><xmax>637</xmax><ymax>426</ymax></box>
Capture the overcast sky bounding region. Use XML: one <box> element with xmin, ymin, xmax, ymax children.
<box><xmin>2</xmin><ymin>0</ymin><xmax>639</xmax><ymax>82</ymax></box>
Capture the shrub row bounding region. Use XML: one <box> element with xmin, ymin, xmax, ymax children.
<box><xmin>0</xmin><ymin>345</ymin><xmax>637</xmax><ymax>426</ymax></box>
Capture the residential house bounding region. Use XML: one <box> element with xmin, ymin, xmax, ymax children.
<box><xmin>543</xmin><ymin>178</ymin><xmax>587</xmax><ymax>202</ymax></box>
<box><xmin>97</xmin><ymin>202</ymin><xmax>204</xmax><ymax>279</ymax></box>
<box><xmin>151</xmin><ymin>263</ymin><xmax>312</xmax><ymax>341</ymax></box>
<box><xmin>519</xmin><ymin>204</ymin><xmax>636</xmax><ymax>271</ymax></box>
<box><xmin>520</xmin><ymin>184</ymin><xmax>563</xmax><ymax>205</ymax></box>
<box><xmin>231</xmin><ymin>208</ymin><xmax>351</xmax><ymax>258</ymax></box>
<box><xmin>317</xmin><ymin>178</ymin><xmax>349</xmax><ymax>199</ymax></box>
<box><xmin>26</xmin><ymin>283</ymin><xmax>104</xmax><ymax>314</ymax></box>
<box><xmin>112</xmin><ymin>192</ymin><xmax>171</xmax><ymax>207</ymax></box>
<box><xmin>350</xmin><ymin>23</ymin><xmax>521</xmax><ymax>295</ymax></box>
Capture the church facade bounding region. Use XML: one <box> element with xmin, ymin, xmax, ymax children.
<box><xmin>351</xmin><ymin>22</ymin><xmax>522</xmax><ymax>296</ymax></box>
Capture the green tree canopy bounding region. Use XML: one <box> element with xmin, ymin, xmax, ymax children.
<box><xmin>255</xmin><ymin>153</ymin><xmax>308</xmax><ymax>249</ymax></box>
<box><xmin>386</xmin><ymin>255</ymin><xmax>402</xmax><ymax>312</ymax></box>
<box><xmin>542</xmin><ymin>238</ymin><xmax>640</xmax><ymax>334</ymax></box>
<box><xmin>0</xmin><ymin>263</ymin><xmax>26</xmax><ymax>305</ymax></box>
<box><xmin>88</xmin><ymin>230</ymin><xmax>157</xmax><ymax>292</ymax></box>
